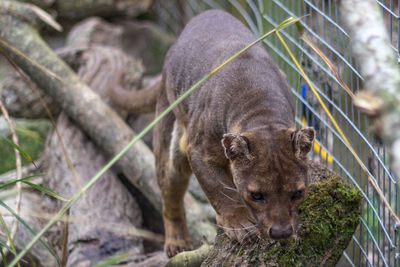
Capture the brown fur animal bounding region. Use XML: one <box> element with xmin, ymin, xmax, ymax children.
<box><xmin>108</xmin><ymin>10</ymin><xmax>315</xmax><ymax>258</ymax></box>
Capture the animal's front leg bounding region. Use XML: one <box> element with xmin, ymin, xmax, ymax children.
<box><xmin>154</xmin><ymin>100</ymin><xmax>193</xmax><ymax>257</ymax></box>
<box><xmin>157</xmin><ymin>145</ymin><xmax>193</xmax><ymax>257</ymax></box>
<box><xmin>162</xmin><ymin>203</ymin><xmax>193</xmax><ymax>257</ymax></box>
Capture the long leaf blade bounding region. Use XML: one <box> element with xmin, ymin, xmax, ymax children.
<box><xmin>0</xmin><ymin>174</ymin><xmax>42</xmax><ymax>190</ymax></box>
<box><xmin>93</xmin><ymin>250</ymin><xmax>132</xmax><ymax>267</ymax></box>
<box><xmin>0</xmin><ymin>239</ymin><xmax>13</xmax><ymax>251</ymax></box>
<box><xmin>22</xmin><ymin>181</ymin><xmax>68</xmax><ymax>202</ymax></box>
<box><xmin>0</xmin><ymin>214</ymin><xmax>18</xmax><ymax>261</ymax></box>
<box><xmin>276</xmin><ymin>16</ymin><xmax>301</xmax><ymax>31</ymax></box>
<box><xmin>0</xmin><ymin>135</ymin><xmax>37</xmax><ymax>168</ymax></box>
<box><xmin>0</xmin><ymin>201</ymin><xmax>61</xmax><ymax>266</ymax></box>
<box><xmin>0</xmin><ymin>244</ymin><xmax>8</xmax><ymax>266</ymax></box>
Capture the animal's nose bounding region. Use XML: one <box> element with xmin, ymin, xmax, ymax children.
<box><xmin>269</xmin><ymin>224</ymin><xmax>293</xmax><ymax>240</ymax></box>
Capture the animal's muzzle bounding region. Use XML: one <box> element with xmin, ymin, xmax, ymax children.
<box><xmin>269</xmin><ymin>224</ymin><xmax>293</xmax><ymax>240</ymax></box>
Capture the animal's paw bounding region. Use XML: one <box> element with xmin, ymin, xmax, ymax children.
<box><xmin>216</xmin><ymin>207</ymin><xmax>259</xmax><ymax>243</ymax></box>
<box><xmin>163</xmin><ymin>217</ymin><xmax>193</xmax><ymax>257</ymax></box>
<box><xmin>164</xmin><ymin>236</ymin><xmax>194</xmax><ymax>258</ymax></box>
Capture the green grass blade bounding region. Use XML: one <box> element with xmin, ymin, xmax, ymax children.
<box><xmin>0</xmin><ymin>239</ymin><xmax>13</xmax><ymax>251</ymax></box>
<box><xmin>275</xmin><ymin>16</ymin><xmax>301</xmax><ymax>31</ymax></box>
<box><xmin>0</xmin><ymin>174</ymin><xmax>42</xmax><ymax>190</ymax></box>
<box><xmin>22</xmin><ymin>181</ymin><xmax>68</xmax><ymax>201</ymax></box>
<box><xmin>8</xmin><ymin>15</ymin><xmax>301</xmax><ymax>267</ymax></box>
<box><xmin>0</xmin><ymin>200</ymin><xmax>61</xmax><ymax>266</ymax></box>
<box><xmin>0</xmin><ymin>245</ymin><xmax>8</xmax><ymax>266</ymax></box>
<box><xmin>0</xmin><ymin>135</ymin><xmax>37</xmax><ymax>168</ymax></box>
<box><xmin>0</xmin><ymin>214</ymin><xmax>18</xmax><ymax>265</ymax></box>
<box><xmin>92</xmin><ymin>250</ymin><xmax>132</xmax><ymax>267</ymax></box>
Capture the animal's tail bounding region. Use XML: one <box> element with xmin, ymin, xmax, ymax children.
<box><xmin>107</xmin><ymin>73</ymin><xmax>162</xmax><ymax>113</ymax></box>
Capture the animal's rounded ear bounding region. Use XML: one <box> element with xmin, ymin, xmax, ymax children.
<box><xmin>221</xmin><ymin>133</ymin><xmax>253</xmax><ymax>161</ymax></box>
<box><xmin>291</xmin><ymin>127</ymin><xmax>315</xmax><ymax>159</ymax></box>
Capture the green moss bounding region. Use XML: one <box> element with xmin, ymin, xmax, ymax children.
<box><xmin>202</xmin><ymin>176</ymin><xmax>362</xmax><ymax>266</ymax></box>
<box><xmin>266</xmin><ymin>176</ymin><xmax>362</xmax><ymax>266</ymax></box>
<box><xmin>0</xmin><ymin>119</ymin><xmax>51</xmax><ymax>174</ymax></box>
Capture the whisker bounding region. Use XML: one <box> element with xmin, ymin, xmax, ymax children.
<box><xmin>241</xmin><ymin>228</ymin><xmax>256</xmax><ymax>240</ymax></box>
<box><xmin>225</xmin><ymin>203</ymin><xmax>246</xmax><ymax>209</ymax></box>
<box><xmin>217</xmin><ymin>180</ymin><xmax>238</xmax><ymax>192</ymax></box>
<box><xmin>247</xmin><ymin>216</ymin><xmax>257</xmax><ymax>225</ymax></box>
<box><xmin>224</xmin><ymin>186</ymin><xmax>238</xmax><ymax>192</ymax></box>
<box><xmin>220</xmin><ymin>191</ymin><xmax>241</xmax><ymax>203</ymax></box>
<box><xmin>215</xmin><ymin>223</ymin><xmax>257</xmax><ymax>231</ymax></box>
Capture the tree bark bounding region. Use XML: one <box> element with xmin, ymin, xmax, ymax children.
<box><xmin>340</xmin><ymin>0</ymin><xmax>400</xmax><ymax>180</ymax></box>
<box><xmin>0</xmin><ymin>0</ymin><xmax>215</xmax><ymax>245</ymax></box>
<box><xmin>45</xmin><ymin>113</ymin><xmax>144</xmax><ymax>267</ymax></box>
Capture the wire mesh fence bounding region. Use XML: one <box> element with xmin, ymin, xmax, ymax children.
<box><xmin>152</xmin><ymin>1</ymin><xmax>400</xmax><ymax>266</ymax></box>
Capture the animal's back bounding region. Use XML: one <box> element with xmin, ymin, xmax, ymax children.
<box><xmin>163</xmin><ymin>9</ymin><xmax>295</xmax><ymax>131</ymax></box>
<box><xmin>163</xmin><ymin>10</ymin><xmax>261</xmax><ymax>98</ymax></box>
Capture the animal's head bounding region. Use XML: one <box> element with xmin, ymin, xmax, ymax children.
<box><xmin>221</xmin><ymin>127</ymin><xmax>315</xmax><ymax>240</ymax></box>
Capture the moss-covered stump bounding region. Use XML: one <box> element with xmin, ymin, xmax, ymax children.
<box><xmin>201</xmin><ymin>176</ymin><xmax>361</xmax><ymax>267</ymax></box>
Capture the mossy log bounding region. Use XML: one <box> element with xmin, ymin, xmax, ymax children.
<box><xmin>163</xmin><ymin>162</ymin><xmax>361</xmax><ymax>267</ymax></box>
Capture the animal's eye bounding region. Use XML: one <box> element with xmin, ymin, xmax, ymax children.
<box><xmin>250</xmin><ymin>192</ymin><xmax>265</xmax><ymax>203</ymax></box>
<box><xmin>291</xmin><ymin>190</ymin><xmax>305</xmax><ymax>201</ymax></box>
